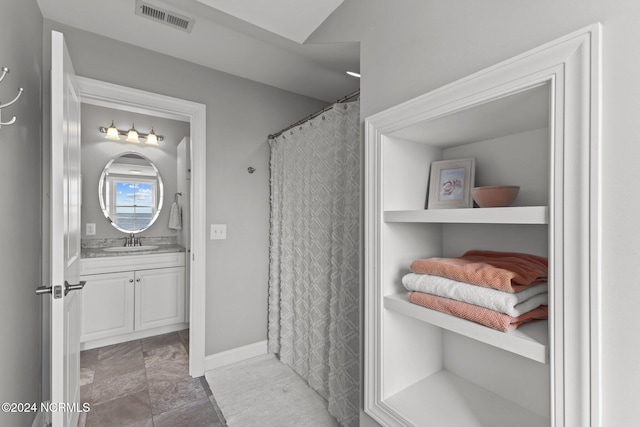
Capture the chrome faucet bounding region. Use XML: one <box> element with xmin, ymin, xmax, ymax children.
<box><xmin>123</xmin><ymin>233</ymin><xmax>143</xmax><ymax>247</ymax></box>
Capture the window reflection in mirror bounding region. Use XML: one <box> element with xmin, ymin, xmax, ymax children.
<box><xmin>99</xmin><ymin>152</ymin><xmax>164</xmax><ymax>233</ymax></box>
<box><xmin>113</xmin><ymin>180</ymin><xmax>155</xmax><ymax>230</ymax></box>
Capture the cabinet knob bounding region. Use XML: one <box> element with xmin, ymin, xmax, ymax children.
<box><xmin>129</xmin><ymin>279</ymin><xmax>134</xmax><ymax>283</ymax></box>
<box><xmin>136</xmin><ymin>278</ymin><xmax>141</xmax><ymax>282</ymax></box>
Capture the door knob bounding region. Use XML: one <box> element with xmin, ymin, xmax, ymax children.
<box><xmin>36</xmin><ymin>286</ymin><xmax>53</xmax><ymax>295</ymax></box>
<box><xmin>36</xmin><ymin>284</ymin><xmax>65</xmax><ymax>299</ymax></box>
<box><xmin>64</xmin><ymin>280</ymin><xmax>86</xmax><ymax>296</ymax></box>
<box><xmin>37</xmin><ymin>281</ymin><xmax>86</xmax><ymax>297</ymax></box>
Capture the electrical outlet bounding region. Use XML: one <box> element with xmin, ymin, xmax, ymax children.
<box><xmin>210</xmin><ymin>224</ymin><xmax>227</xmax><ymax>240</ymax></box>
<box><xmin>86</xmin><ymin>223</ymin><xmax>96</xmax><ymax>236</ymax></box>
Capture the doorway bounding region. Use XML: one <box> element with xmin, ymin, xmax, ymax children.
<box><xmin>77</xmin><ymin>77</ymin><xmax>207</xmax><ymax>376</ymax></box>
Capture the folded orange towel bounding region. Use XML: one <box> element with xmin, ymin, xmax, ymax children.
<box><xmin>408</xmin><ymin>291</ymin><xmax>548</xmax><ymax>332</ymax></box>
<box><xmin>410</xmin><ymin>250</ymin><xmax>548</xmax><ymax>292</ymax></box>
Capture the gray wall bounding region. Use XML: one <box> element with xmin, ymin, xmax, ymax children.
<box><xmin>0</xmin><ymin>0</ymin><xmax>43</xmax><ymax>426</ymax></box>
<box><xmin>311</xmin><ymin>0</ymin><xmax>640</xmax><ymax>425</ymax></box>
<box><xmin>43</xmin><ymin>20</ymin><xmax>328</xmax><ymax>355</ymax></box>
<box><xmin>81</xmin><ymin>103</ymin><xmax>190</xmax><ymax>240</ymax></box>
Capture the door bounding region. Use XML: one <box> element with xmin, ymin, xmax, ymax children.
<box><xmin>50</xmin><ymin>30</ymin><xmax>83</xmax><ymax>427</ymax></box>
<box><xmin>80</xmin><ymin>272</ymin><xmax>135</xmax><ymax>342</ymax></box>
<box><xmin>135</xmin><ymin>267</ymin><xmax>185</xmax><ymax>330</ymax></box>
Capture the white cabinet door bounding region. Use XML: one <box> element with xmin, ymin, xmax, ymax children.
<box><xmin>135</xmin><ymin>267</ymin><xmax>185</xmax><ymax>331</ymax></box>
<box><xmin>80</xmin><ymin>271</ymin><xmax>135</xmax><ymax>342</ymax></box>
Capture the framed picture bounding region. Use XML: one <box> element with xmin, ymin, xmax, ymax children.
<box><xmin>427</xmin><ymin>158</ymin><xmax>475</xmax><ymax>209</ymax></box>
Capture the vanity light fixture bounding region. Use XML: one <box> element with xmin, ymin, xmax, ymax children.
<box><xmin>346</xmin><ymin>71</ymin><xmax>361</xmax><ymax>78</ymax></box>
<box><xmin>99</xmin><ymin>121</ymin><xmax>165</xmax><ymax>144</ymax></box>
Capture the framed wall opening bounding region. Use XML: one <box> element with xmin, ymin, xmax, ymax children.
<box><xmin>77</xmin><ymin>77</ymin><xmax>207</xmax><ymax>376</ymax></box>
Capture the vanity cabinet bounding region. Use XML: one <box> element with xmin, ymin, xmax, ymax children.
<box><xmin>364</xmin><ymin>27</ymin><xmax>601</xmax><ymax>427</ymax></box>
<box><xmin>80</xmin><ymin>252</ymin><xmax>186</xmax><ymax>348</ymax></box>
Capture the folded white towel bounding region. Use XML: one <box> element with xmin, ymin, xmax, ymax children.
<box><xmin>402</xmin><ymin>273</ymin><xmax>548</xmax><ymax>317</ymax></box>
<box><xmin>168</xmin><ymin>201</ymin><xmax>182</xmax><ymax>230</ymax></box>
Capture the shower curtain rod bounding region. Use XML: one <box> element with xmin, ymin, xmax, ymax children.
<box><xmin>268</xmin><ymin>89</ymin><xmax>360</xmax><ymax>140</ymax></box>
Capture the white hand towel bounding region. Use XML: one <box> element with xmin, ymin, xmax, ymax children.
<box><xmin>402</xmin><ymin>273</ymin><xmax>548</xmax><ymax>317</ymax></box>
<box><xmin>168</xmin><ymin>201</ymin><xmax>182</xmax><ymax>230</ymax></box>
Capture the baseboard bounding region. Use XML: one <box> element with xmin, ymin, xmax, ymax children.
<box><xmin>80</xmin><ymin>323</ymin><xmax>189</xmax><ymax>351</ymax></box>
<box><xmin>204</xmin><ymin>340</ymin><xmax>268</xmax><ymax>371</ymax></box>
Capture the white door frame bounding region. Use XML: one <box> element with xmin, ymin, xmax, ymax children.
<box><xmin>77</xmin><ymin>77</ymin><xmax>207</xmax><ymax>376</ymax></box>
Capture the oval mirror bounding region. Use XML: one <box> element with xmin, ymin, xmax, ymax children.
<box><xmin>98</xmin><ymin>152</ymin><xmax>164</xmax><ymax>233</ymax></box>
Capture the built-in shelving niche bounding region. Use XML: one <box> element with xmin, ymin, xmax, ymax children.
<box><xmin>365</xmin><ymin>25</ymin><xmax>601</xmax><ymax>427</ymax></box>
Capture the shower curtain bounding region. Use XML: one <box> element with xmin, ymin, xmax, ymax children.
<box><xmin>268</xmin><ymin>100</ymin><xmax>360</xmax><ymax>427</ymax></box>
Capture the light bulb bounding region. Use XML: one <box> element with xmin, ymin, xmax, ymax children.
<box><xmin>146</xmin><ymin>128</ymin><xmax>159</xmax><ymax>145</ymax></box>
<box><xmin>105</xmin><ymin>120</ymin><xmax>120</xmax><ymax>140</ymax></box>
<box><xmin>126</xmin><ymin>123</ymin><xmax>140</xmax><ymax>143</ymax></box>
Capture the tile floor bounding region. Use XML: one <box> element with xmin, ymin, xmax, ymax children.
<box><xmin>78</xmin><ymin>329</ymin><xmax>227</xmax><ymax>427</ymax></box>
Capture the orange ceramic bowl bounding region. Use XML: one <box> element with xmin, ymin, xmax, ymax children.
<box><xmin>471</xmin><ymin>185</ymin><xmax>520</xmax><ymax>208</ymax></box>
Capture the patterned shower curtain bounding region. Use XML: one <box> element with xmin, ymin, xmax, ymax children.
<box><xmin>268</xmin><ymin>100</ymin><xmax>360</xmax><ymax>427</ymax></box>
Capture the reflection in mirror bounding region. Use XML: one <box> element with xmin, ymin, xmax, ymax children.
<box><xmin>98</xmin><ymin>152</ymin><xmax>164</xmax><ymax>233</ymax></box>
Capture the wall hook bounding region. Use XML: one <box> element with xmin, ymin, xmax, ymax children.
<box><xmin>0</xmin><ymin>67</ymin><xmax>23</xmax><ymax>128</ymax></box>
<box><xmin>248</xmin><ymin>167</ymin><xmax>256</xmax><ymax>174</ymax></box>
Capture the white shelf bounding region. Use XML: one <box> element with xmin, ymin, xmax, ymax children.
<box><xmin>384</xmin><ymin>370</ymin><xmax>549</xmax><ymax>427</ymax></box>
<box><xmin>384</xmin><ymin>293</ymin><xmax>549</xmax><ymax>364</ymax></box>
<box><xmin>384</xmin><ymin>206</ymin><xmax>549</xmax><ymax>224</ymax></box>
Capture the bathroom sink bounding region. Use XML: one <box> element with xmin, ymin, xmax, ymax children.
<box><xmin>103</xmin><ymin>245</ymin><xmax>159</xmax><ymax>252</ymax></box>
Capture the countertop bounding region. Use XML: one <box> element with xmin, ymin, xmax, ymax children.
<box><xmin>81</xmin><ymin>244</ymin><xmax>185</xmax><ymax>258</ymax></box>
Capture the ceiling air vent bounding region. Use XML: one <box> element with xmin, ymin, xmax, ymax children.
<box><xmin>135</xmin><ymin>0</ymin><xmax>195</xmax><ymax>33</ymax></box>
